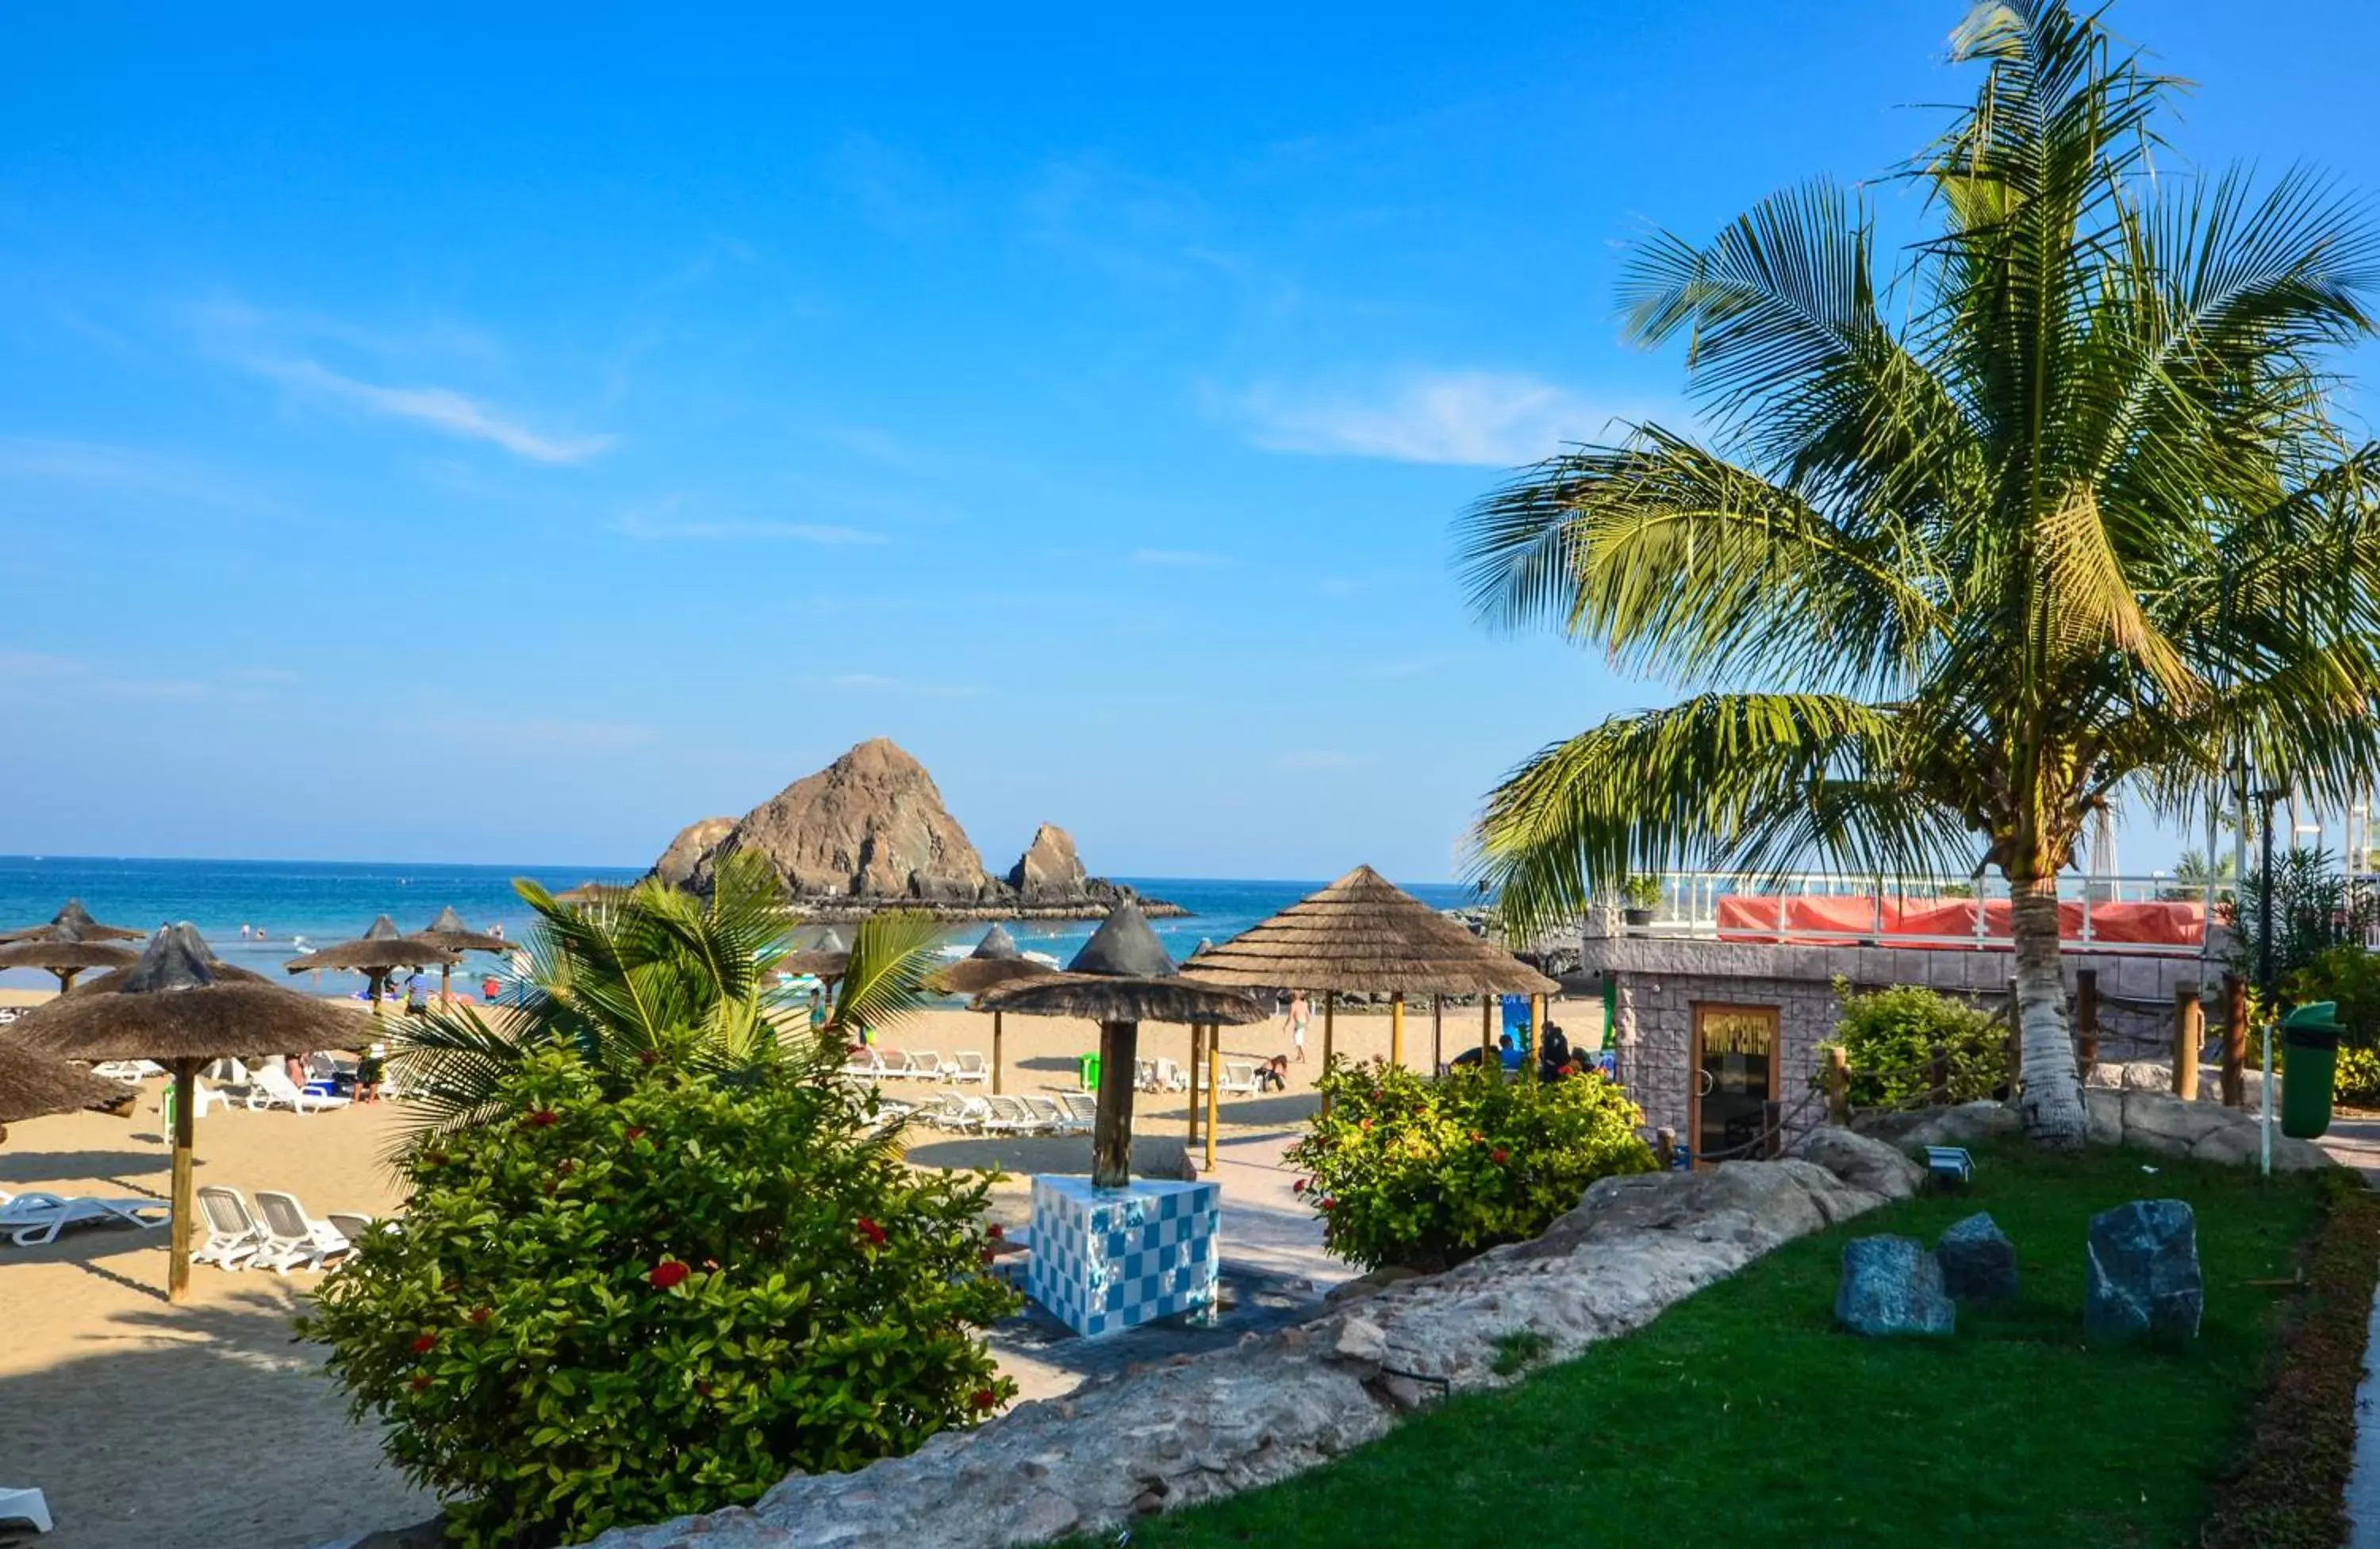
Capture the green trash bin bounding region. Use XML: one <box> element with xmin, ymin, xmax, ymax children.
<box><xmin>1079</xmin><ymin>1051</ymin><xmax>1100</xmax><ymax>1094</ymax></box>
<box><xmin>2281</xmin><ymin>1001</ymin><xmax>2344</xmax><ymax>1140</ymax></box>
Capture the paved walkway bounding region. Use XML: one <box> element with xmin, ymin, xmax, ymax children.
<box><xmin>2317</xmin><ymin>1120</ymin><xmax>2380</xmax><ymax>1547</ymax></box>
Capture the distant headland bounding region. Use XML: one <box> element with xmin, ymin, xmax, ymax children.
<box><xmin>647</xmin><ymin>738</ymin><xmax>1183</xmax><ymax>921</ymax></box>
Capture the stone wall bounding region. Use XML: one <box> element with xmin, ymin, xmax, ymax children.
<box><xmin>1585</xmin><ymin>936</ymin><xmax>2219</xmax><ymax>1145</ymax></box>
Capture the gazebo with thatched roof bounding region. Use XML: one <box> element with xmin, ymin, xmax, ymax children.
<box><xmin>420</xmin><ymin>905</ymin><xmax>512</xmax><ymax>1003</ymax></box>
<box><xmin>781</xmin><ymin>926</ymin><xmax>850</xmax><ymax>982</ymax></box>
<box><xmin>0</xmin><ymin>1042</ymin><xmax>130</xmax><ymax>1138</ymax></box>
<box><xmin>1185</xmin><ymin>864</ymin><xmax>1560</xmax><ymax>1086</ymax></box>
<box><xmin>3</xmin><ymin>924</ymin><xmax>369</xmax><ymax>1299</ymax></box>
<box><xmin>0</xmin><ymin>923</ymin><xmax>140</xmax><ymax>994</ymax></box>
<box><xmin>284</xmin><ymin>915</ymin><xmax>460</xmax><ymax>1017</ymax></box>
<box><xmin>1</xmin><ymin>898</ymin><xmax>142</xmax><ymax>944</ymax></box>
<box><xmin>924</xmin><ymin>924</ymin><xmax>1054</xmax><ymax>1094</ymax></box>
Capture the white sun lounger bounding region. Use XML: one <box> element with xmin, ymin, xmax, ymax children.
<box><xmin>923</xmin><ymin>1094</ymin><xmax>991</xmax><ymax>1132</ymax></box>
<box><xmin>1219</xmin><ymin>1060</ymin><xmax>1262</xmax><ymax>1098</ymax></box>
<box><xmin>247</xmin><ymin>1066</ymin><xmax>352</xmax><ymax>1115</ymax></box>
<box><xmin>252</xmin><ymin>1190</ymin><xmax>353</xmax><ymax>1273</ymax></box>
<box><xmin>841</xmin><ymin>1046</ymin><xmax>892</xmax><ymax>1081</ymax></box>
<box><xmin>1057</xmin><ymin>1092</ymin><xmax>1099</xmax><ymax>1132</ymax></box>
<box><xmin>0</xmin><ymin>1190</ymin><xmax>171</xmax><ymax>1248</ymax></box>
<box><xmin>192</xmin><ymin>1186</ymin><xmax>268</xmax><ymax>1270</ymax></box>
<box><xmin>1019</xmin><ymin>1094</ymin><xmax>1069</xmax><ymax>1132</ymax></box>
<box><xmin>91</xmin><ymin>1059</ymin><xmax>169</xmax><ymax>1082</ymax></box>
<box><xmin>948</xmin><ymin>1051</ymin><xmax>990</xmax><ymax>1086</ymax></box>
<box><xmin>906</xmin><ymin>1051</ymin><xmax>946</xmax><ymax>1081</ymax></box>
<box><xmin>0</xmin><ymin>1486</ymin><xmax>52</xmax><ymax>1534</ymax></box>
<box><xmin>979</xmin><ymin>1094</ymin><xmax>1046</xmax><ymax>1136</ymax></box>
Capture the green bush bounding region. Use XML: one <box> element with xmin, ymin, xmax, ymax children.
<box><xmin>1284</xmin><ymin>1059</ymin><xmax>1655</xmax><ymax>1274</ymax></box>
<box><xmin>1816</xmin><ymin>978</ymin><xmax>2006</xmax><ymax>1110</ymax></box>
<box><xmin>300</xmin><ymin>1047</ymin><xmax>1019</xmax><ymax>1548</ymax></box>
<box><xmin>2286</xmin><ymin>944</ymin><xmax>2380</xmax><ymax>1105</ymax></box>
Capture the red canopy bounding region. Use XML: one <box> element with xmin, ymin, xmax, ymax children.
<box><xmin>1712</xmin><ymin>894</ymin><xmax>2204</xmax><ymax>949</ymax></box>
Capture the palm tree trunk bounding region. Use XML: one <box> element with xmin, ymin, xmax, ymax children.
<box><xmin>2010</xmin><ymin>877</ymin><xmax>2086</xmax><ymax>1147</ymax></box>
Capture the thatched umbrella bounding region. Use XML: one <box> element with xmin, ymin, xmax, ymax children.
<box><xmin>420</xmin><ymin>905</ymin><xmax>512</xmax><ymax>1004</ymax></box>
<box><xmin>283</xmin><ymin>915</ymin><xmax>461</xmax><ymax>1017</ymax></box>
<box><xmin>924</xmin><ymin>924</ymin><xmax>1055</xmax><ymax>1094</ymax></box>
<box><xmin>2</xmin><ymin>924</ymin><xmax>365</xmax><ymax>1299</ymax></box>
<box><xmin>1184</xmin><ymin>865</ymin><xmax>1558</xmax><ymax>1094</ymax></box>
<box><xmin>781</xmin><ymin>926</ymin><xmax>850</xmax><ymax>982</ymax></box>
<box><xmin>0</xmin><ymin>1042</ymin><xmax>129</xmax><ymax>1137</ymax></box>
<box><xmin>979</xmin><ymin>902</ymin><xmax>1265</xmax><ymax>1188</ymax></box>
<box><xmin>0</xmin><ymin>923</ymin><xmax>140</xmax><ymax>994</ymax></box>
<box><xmin>1</xmin><ymin>898</ymin><xmax>143</xmax><ymax>944</ymax></box>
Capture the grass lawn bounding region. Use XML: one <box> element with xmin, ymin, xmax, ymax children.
<box><xmin>1107</xmin><ymin>1144</ymin><xmax>2335</xmax><ymax>1549</ymax></box>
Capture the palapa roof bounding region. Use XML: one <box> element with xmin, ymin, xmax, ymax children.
<box><xmin>1183</xmin><ymin>864</ymin><xmax>1557</xmax><ymax>997</ymax></box>
<box><xmin>5</xmin><ymin>924</ymin><xmax>367</xmax><ymax>1063</ymax></box>
<box><xmin>0</xmin><ymin>932</ymin><xmax>140</xmax><ymax>974</ymax></box>
<box><xmin>421</xmin><ymin>905</ymin><xmax>512</xmax><ymax>955</ymax></box>
<box><xmin>971</xmin><ymin>924</ymin><xmax>1022</xmax><ymax>960</ymax></box>
<box><xmin>779</xmin><ymin>926</ymin><xmax>851</xmax><ymax>978</ymax></box>
<box><xmin>283</xmin><ymin>915</ymin><xmax>462</xmax><ymax>974</ymax></box>
<box><xmin>927</xmin><ymin>923</ymin><xmax>1057</xmax><ymax>996</ymax></box>
<box><xmin>0</xmin><ymin>1042</ymin><xmax>129</xmax><ymax>1125</ymax></box>
<box><xmin>977</xmin><ymin>901</ymin><xmax>1267</xmax><ymax>1025</ymax></box>
<box><xmin>1</xmin><ymin>898</ymin><xmax>143</xmax><ymax>944</ymax></box>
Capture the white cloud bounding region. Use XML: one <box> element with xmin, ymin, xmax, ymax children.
<box><xmin>251</xmin><ymin>358</ymin><xmax>613</xmax><ymax>463</ymax></box>
<box><xmin>1233</xmin><ymin>371</ymin><xmax>1626</xmax><ymax>467</ymax></box>
<box><xmin>611</xmin><ymin>497</ymin><xmax>884</xmax><ymax>544</ymax></box>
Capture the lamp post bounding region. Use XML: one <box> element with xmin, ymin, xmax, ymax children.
<box><xmin>2254</xmin><ymin>784</ymin><xmax>2288</xmax><ymax>1178</ymax></box>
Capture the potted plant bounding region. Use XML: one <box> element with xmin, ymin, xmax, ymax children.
<box><xmin>1621</xmin><ymin>877</ymin><xmax>1661</xmax><ymax>928</ymax></box>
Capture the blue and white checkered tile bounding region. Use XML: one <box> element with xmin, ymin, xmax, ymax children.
<box><xmin>1027</xmin><ymin>1175</ymin><xmax>1222</xmax><ymax>1338</ymax></box>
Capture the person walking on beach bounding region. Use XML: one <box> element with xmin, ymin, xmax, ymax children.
<box><xmin>1284</xmin><ymin>991</ymin><xmax>1311</xmax><ymax>1063</ymax></box>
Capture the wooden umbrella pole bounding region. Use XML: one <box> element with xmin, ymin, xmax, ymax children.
<box><xmin>1205</xmin><ymin>1036</ymin><xmax>1219</xmax><ymax>1173</ymax></box>
<box><xmin>1092</xmin><ymin>1019</ymin><xmax>1139</xmax><ymax>1190</ymax></box>
<box><xmin>1186</xmin><ymin>1021</ymin><xmax>1203</xmax><ymax>1147</ymax></box>
<box><xmin>368</xmin><ymin>971</ymin><xmax>386</xmax><ymax>1018</ymax></box>
<box><xmin>1432</xmin><ymin>996</ymin><xmax>1443</xmax><ymax>1073</ymax></box>
<box><xmin>168</xmin><ymin>1059</ymin><xmax>198</xmax><ymax>1303</ymax></box>
<box><xmin>440</xmin><ymin>960</ymin><xmax>452</xmax><ymax>1006</ymax></box>
<box><xmin>56</xmin><ymin>968</ymin><xmax>79</xmax><ymax>994</ymax></box>
<box><xmin>1321</xmin><ymin>992</ymin><xmax>1337</xmax><ymax>1117</ymax></box>
<box><xmin>992</xmin><ymin>1010</ymin><xmax>1004</xmax><ymax>1096</ymax></box>
<box><xmin>1391</xmin><ymin>992</ymin><xmax>1406</xmax><ymax>1070</ymax></box>
<box><xmin>1481</xmin><ymin>997</ymin><xmax>1494</xmax><ymax>1056</ymax></box>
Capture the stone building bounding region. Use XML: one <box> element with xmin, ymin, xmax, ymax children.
<box><xmin>1583</xmin><ymin>934</ymin><xmax>2215</xmax><ymax>1161</ymax></box>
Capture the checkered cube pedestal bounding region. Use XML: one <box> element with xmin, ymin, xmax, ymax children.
<box><xmin>1026</xmin><ymin>1175</ymin><xmax>1220</xmax><ymax>1338</ymax></box>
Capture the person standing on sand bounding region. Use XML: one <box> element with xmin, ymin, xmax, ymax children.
<box><xmin>1284</xmin><ymin>991</ymin><xmax>1311</xmax><ymax>1062</ymax></box>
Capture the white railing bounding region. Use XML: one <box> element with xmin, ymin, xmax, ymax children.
<box><xmin>1614</xmin><ymin>871</ymin><xmax>2227</xmax><ymax>957</ymax></box>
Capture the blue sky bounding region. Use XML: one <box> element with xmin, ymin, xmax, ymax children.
<box><xmin>1</xmin><ymin>3</ymin><xmax>2373</xmax><ymax>879</ymax></box>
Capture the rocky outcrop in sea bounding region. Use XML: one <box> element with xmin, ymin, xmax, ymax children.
<box><xmin>661</xmin><ymin>738</ymin><xmax>1178</xmax><ymax>920</ymax></box>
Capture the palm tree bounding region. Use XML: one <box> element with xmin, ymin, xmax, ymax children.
<box><xmin>1459</xmin><ymin>1</ymin><xmax>2380</xmax><ymax>1147</ymax></box>
<box><xmin>390</xmin><ymin>848</ymin><xmax>944</xmax><ymax>1148</ymax></box>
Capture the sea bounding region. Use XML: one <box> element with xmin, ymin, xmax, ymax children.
<box><xmin>0</xmin><ymin>856</ymin><xmax>1483</xmax><ymax>992</ymax></box>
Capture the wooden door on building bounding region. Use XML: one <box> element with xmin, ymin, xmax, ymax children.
<box><xmin>1691</xmin><ymin>1003</ymin><xmax>1780</xmax><ymax>1162</ymax></box>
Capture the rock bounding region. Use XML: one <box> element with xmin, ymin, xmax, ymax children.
<box><xmin>2086</xmin><ymin>1200</ymin><xmax>2202</xmax><ymax>1340</ymax></box>
<box><xmin>1897</xmin><ymin>1100</ymin><xmax>2020</xmax><ymax>1153</ymax></box>
<box><xmin>648</xmin><ymin>816</ymin><xmax>735</xmax><ymax>889</ymax></box>
<box><xmin>690</xmin><ymin>739</ymin><xmax>996</xmax><ymax>903</ymax></box>
<box><xmin>2119</xmin><ymin>1090</ymin><xmax>2236</xmax><ymax>1155</ymax></box>
<box><xmin>1008</xmin><ymin>823</ymin><xmax>1089</xmax><ymax>901</ymax></box>
<box><xmin>1796</xmin><ymin>1128</ymin><xmax>1924</xmax><ymax>1202</ymax></box>
<box><xmin>1934</xmin><ymin>1213</ymin><xmax>2019</xmax><ymax>1302</ymax></box>
<box><xmin>1834</xmin><ymin>1236</ymin><xmax>1956</xmax><ymax>1336</ymax></box>
<box><xmin>1324</xmin><ymin>1265</ymin><xmax>1426</xmax><ymax>1305</ymax></box>
<box><xmin>2084</xmin><ymin>1087</ymin><xmax>2125</xmax><ymax>1147</ymax></box>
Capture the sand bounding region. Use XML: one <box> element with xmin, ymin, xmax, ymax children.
<box><xmin>0</xmin><ymin>994</ymin><xmax>1595</xmax><ymax>1547</ymax></box>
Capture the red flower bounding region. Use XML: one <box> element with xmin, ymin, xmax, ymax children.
<box><xmin>969</xmin><ymin>1389</ymin><xmax>998</xmax><ymax>1411</ymax></box>
<box><xmin>1292</xmin><ymin>1178</ymin><xmax>1307</xmax><ymax>1193</ymax></box>
<box><xmin>639</xmin><ymin>1049</ymin><xmax>659</xmax><ymax>1067</ymax></box>
<box><xmin>695</xmin><ymin>1379</ymin><xmax>713</xmax><ymax>1397</ymax></box>
<box><xmin>648</xmin><ymin>1260</ymin><xmax>692</xmax><ymax>1290</ymax></box>
<box><xmin>409</xmin><ymin>1333</ymin><xmax>438</xmax><ymax>1355</ymax></box>
<box><xmin>624</xmin><ymin>1127</ymin><xmax>645</xmax><ymax>1143</ymax></box>
<box><xmin>1491</xmin><ymin>1147</ymin><xmax>1511</xmax><ymax>1166</ymax></box>
<box><xmin>856</xmin><ymin>1217</ymin><xmax>887</xmax><ymax>1247</ymax></box>
<box><xmin>1359</xmin><ymin>1119</ymin><xmax>1372</xmax><ymax>1131</ymax></box>
<box><xmin>468</xmin><ymin>1306</ymin><xmax>491</xmax><ymax>1325</ymax></box>
<box><xmin>410</xmin><ymin>1372</ymin><xmax>432</xmax><ymax>1392</ymax></box>
<box><xmin>987</xmin><ymin>1223</ymin><xmax>1004</xmax><ymax>1240</ymax></box>
<box><xmin>1468</xmin><ymin>1132</ymin><xmax>1483</xmax><ymax>1143</ymax></box>
<box><xmin>1319</xmin><ymin>1197</ymin><xmax>1337</xmax><ymax>1212</ymax></box>
<box><xmin>526</xmin><ymin>1109</ymin><xmax>559</xmax><ymax>1128</ymax></box>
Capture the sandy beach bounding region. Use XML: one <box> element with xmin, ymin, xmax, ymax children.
<box><xmin>0</xmin><ymin>992</ymin><xmax>1595</xmax><ymax>1548</ymax></box>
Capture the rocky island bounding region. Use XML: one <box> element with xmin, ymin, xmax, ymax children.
<box><xmin>654</xmin><ymin>738</ymin><xmax>1180</xmax><ymax>921</ymax></box>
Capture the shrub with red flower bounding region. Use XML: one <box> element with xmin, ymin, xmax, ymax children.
<box><xmin>301</xmin><ymin>1046</ymin><xmax>1019</xmax><ymax>1549</ymax></box>
<box><xmin>969</xmin><ymin>1389</ymin><xmax>999</xmax><ymax>1411</ymax></box>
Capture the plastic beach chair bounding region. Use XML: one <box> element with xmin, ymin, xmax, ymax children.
<box><xmin>192</xmin><ymin>1186</ymin><xmax>268</xmax><ymax>1270</ymax></box>
<box><xmin>949</xmin><ymin>1051</ymin><xmax>990</xmax><ymax>1086</ymax></box>
<box><xmin>1219</xmin><ymin>1061</ymin><xmax>1262</xmax><ymax>1099</ymax></box>
<box><xmin>252</xmin><ymin>1190</ymin><xmax>353</xmax><ymax>1273</ymax></box>
<box><xmin>246</xmin><ymin>1066</ymin><xmax>352</xmax><ymax>1115</ymax></box>
<box><xmin>0</xmin><ymin>1191</ymin><xmax>170</xmax><ymax>1248</ymax></box>
<box><xmin>0</xmin><ymin>1486</ymin><xmax>52</xmax><ymax>1533</ymax></box>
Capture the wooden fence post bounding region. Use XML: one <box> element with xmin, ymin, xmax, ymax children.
<box><xmin>2221</xmin><ymin>974</ymin><xmax>2249</xmax><ymax>1109</ymax></box>
<box><xmin>1760</xmin><ymin>1099</ymin><xmax>1783</xmax><ymax>1159</ymax></box>
<box><xmin>2174</xmin><ymin>984</ymin><xmax>2203</xmax><ymax>1101</ymax></box>
<box><xmin>1825</xmin><ymin>1045</ymin><xmax>1852</xmax><ymax>1128</ymax></box>
<box><xmin>2075</xmin><ymin>968</ymin><xmax>2099</xmax><ymax>1080</ymax></box>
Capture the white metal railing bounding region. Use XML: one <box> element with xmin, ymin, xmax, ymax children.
<box><xmin>1614</xmin><ymin>871</ymin><xmax>2228</xmax><ymax>957</ymax></box>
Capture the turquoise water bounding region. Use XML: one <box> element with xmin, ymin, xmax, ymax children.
<box><xmin>0</xmin><ymin>856</ymin><xmax>1481</xmax><ymax>990</ymax></box>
